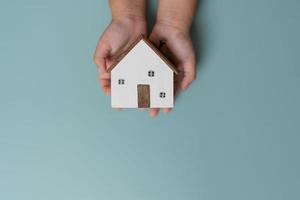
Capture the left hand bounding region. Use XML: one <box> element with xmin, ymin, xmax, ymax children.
<box><xmin>148</xmin><ymin>23</ymin><xmax>196</xmax><ymax>117</ymax></box>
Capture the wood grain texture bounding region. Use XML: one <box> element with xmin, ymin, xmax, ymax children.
<box><xmin>137</xmin><ymin>84</ymin><xmax>150</xmax><ymax>108</ymax></box>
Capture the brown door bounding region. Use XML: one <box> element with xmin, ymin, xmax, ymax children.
<box><xmin>137</xmin><ymin>84</ymin><xmax>150</xmax><ymax>108</ymax></box>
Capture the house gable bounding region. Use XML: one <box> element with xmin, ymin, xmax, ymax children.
<box><xmin>110</xmin><ymin>38</ymin><xmax>174</xmax><ymax>79</ymax></box>
<box><xmin>107</xmin><ymin>35</ymin><xmax>178</xmax><ymax>74</ymax></box>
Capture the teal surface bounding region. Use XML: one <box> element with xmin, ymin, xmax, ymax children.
<box><xmin>1</xmin><ymin>0</ymin><xmax>300</xmax><ymax>199</ymax></box>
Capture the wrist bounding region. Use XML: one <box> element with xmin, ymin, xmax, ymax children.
<box><xmin>153</xmin><ymin>20</ymin><xmax>190</xmax><ymax>38</ymax></box>
<box><xmin>112</xmin><ymin>13</ymin><xmax>146</xmax><ymax>30</ymax></box>
<box><xmin>155</xmin><ymin>19</ymin><xmax>191</xmax><ymax>35</ymax></box>
<box><xmin>110</xmin><ymin>0</ymin><xmax>146</xmax><ymax>24</ymax></box>
<box><xmin>112</xmin><ymin>12</ymin><xmax>146</xmax><ymax>23</ymax></box>
<box><xmin>111</xmin><ymin>14</ymin><xmax>147</xmax><ymax>34</ymax></box>
<box><xmin>156</xmin><ymin>10</ymin><xmax>193</xmax><ymax>35</ymax></box>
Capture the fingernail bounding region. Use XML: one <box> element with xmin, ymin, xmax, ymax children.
<box><xmin>150</xmin><ymin>112</ymin><xmax>157</xmax><ymax>117</ymax></box>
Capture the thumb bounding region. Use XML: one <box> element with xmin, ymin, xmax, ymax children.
<box><xmin>93</xmin><ymin>42</ymin><xmax>111</xmax><ymax>75</ymax></box>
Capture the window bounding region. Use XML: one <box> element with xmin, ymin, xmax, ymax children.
<box><xmin>118</xmin><ymin>79</ymin><xmax>125</xmax><ymax>85</ymax></box>
<box><xmin>148</xmin><ymin>70</ymin><xmax>155</xmax><ymax>77</ymax></box>
<box><xmin>159</xmin><ymin>92</ymin><xmax>166</xmax><ymax>98</ymax></box>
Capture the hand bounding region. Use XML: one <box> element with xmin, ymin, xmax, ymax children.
<box><xmin>94</xmin><ymin>17</ymin><xmax>147</xmax><ymax>95</ymax></box>
<box><xmin>148</xmin><ymin>23</ymin><xmax>196</xmax><ymax>117</ymax></box>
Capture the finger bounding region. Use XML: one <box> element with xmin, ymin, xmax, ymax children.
<box><xmin>163</xmin><ymin>108</ymin><xmax>172</xmax><ymax>113</ymax></box>
<box><xmin>98</xmin><ymin>72</ymin><xmax>111</xmax><ymax>95</ymax></box>
<box><xmin>94</xmin><ymin>42</ymin><xmax>112</xmax><ymax>95</ymax></box>
<box><xmin>101</xmin><ymin>85</ymin><xmax>111</xmax><ymax>95</ymax></box>
<box><xmin>181</xmin><ymin>58</ymin><xmax>196</xmax><ymax>90</ymax></box>
<box><xmin>150</xmin><ymin>108</ymin><xmax>160</xmax><ymax>117</ymax></box>
<box><xmin>94</xmin><ymin>56</ymin><xmax>106</xmax><ymax>75</ymax></box>
<box><xmin>94</xmin><ymin>42</ymin><xmax>111</xmax><ymax>74</ymax></box>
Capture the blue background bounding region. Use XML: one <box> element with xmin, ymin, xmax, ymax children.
<box><xmin>1</xmin><ymin>0</ymin><xmax>300</xmax><ymax>199</ymax></box>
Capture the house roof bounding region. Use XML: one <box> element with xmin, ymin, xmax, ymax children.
<box><xmin>107</xmin><ymin>35</ymin><xmax>179</xmax><ymax>74</ymax></box>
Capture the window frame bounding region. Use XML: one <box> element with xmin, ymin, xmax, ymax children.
<box><xmin>118</xmin><ymin>79</ymin><xmax>125</xmax><ymax>85</ymax></box>
<box><xmin>148</xmin><ymin>70</ymin><xmax>155</xmax><ymax>77</ymax></box>
<box><xmin>159</xmin><ymin>92</ymin><xmax>166</xmax><ymax>98</ymax></box>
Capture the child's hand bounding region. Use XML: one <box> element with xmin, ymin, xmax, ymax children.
<box><xmin>148</xmin><ymin>23</ymin><xmax>196</xmax><ymax>117</ymax></box>
<box><xmin>145</xmin><ymin>0</ymin><xmax>197</xmax><ymax>117</ymax></box>
<box><xmin>94</xmin><ymin>17</ymin><xmax>146</xmax><ymax>95</ymax></box>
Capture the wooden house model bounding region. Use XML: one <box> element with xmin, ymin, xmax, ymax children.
<box><xmin>108</xmin><ymin>35</ymin><xmax>178</xmax><ymax>108</ymax></box>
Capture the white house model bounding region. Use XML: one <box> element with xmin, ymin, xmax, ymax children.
<box><xmin>109</xmin><ymin>35</ymin><xmax>178</xmax><ymax>108</ymax></box>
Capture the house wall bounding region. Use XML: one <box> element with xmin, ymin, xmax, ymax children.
<box><xmin>111</xmin><ymin>40</ymin><xmax>174</xmax><ymax>108</ymax></box>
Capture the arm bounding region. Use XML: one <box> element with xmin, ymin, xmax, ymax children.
<box><xmin>110</xmin><ymin>0</ymin><xmax>146</xmax><ymax>22</ymax></box>
<box><xmin>156</xmin><ymin>0</ymin><xmax>198</xmax><ymax>34</ymax></box>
